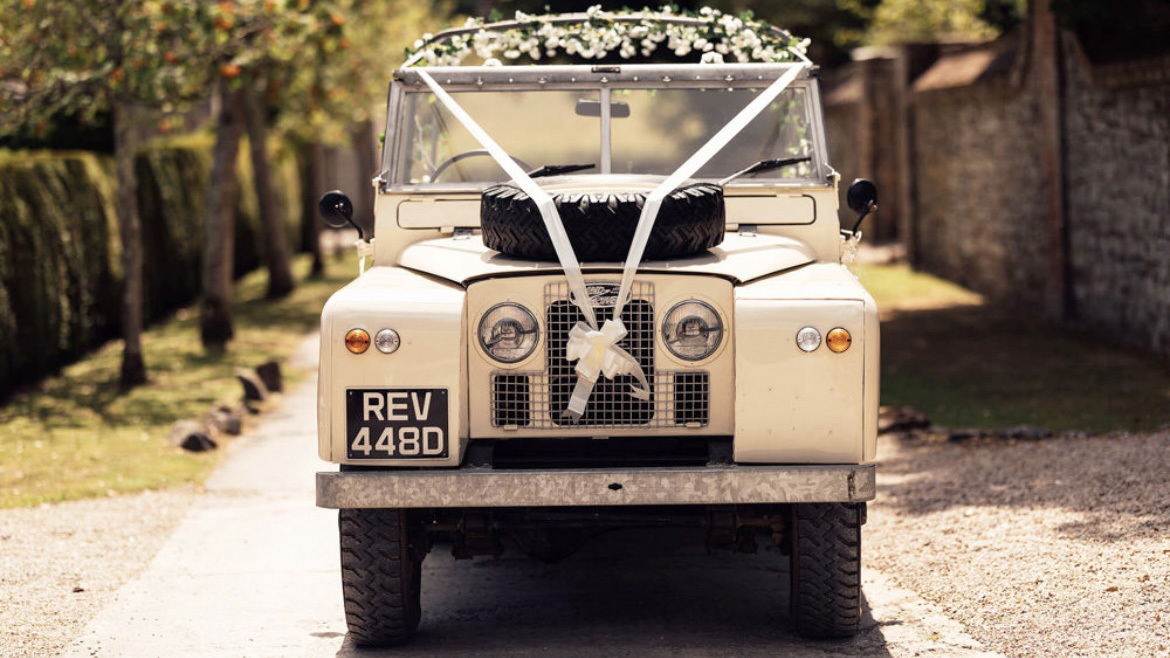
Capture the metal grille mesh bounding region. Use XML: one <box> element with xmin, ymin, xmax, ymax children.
<box><xmin>673</xmin><ymin>371</ymin><xmax>710</xmax><ymax>425</ymax></box>
<box><xmin>488</xmin><ymin>281</ymin><xmax>710</xmax><ymax>430</ymax></box>
<box><xmin>491</xmin><ymin>375</ymin><xmax>531</xmax><ymax>427</ymax></box>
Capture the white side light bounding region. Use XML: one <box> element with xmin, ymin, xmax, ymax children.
<box><xmin>796</xmin><ymin>326</ymin><xmax>821</xmax><ymax>352</ymax></box>
<box><xmin>374</xmin><ymin>328</ymin><xmax>401</xmax><ymax>354</ymax></box>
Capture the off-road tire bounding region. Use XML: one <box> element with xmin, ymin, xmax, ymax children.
<box><xmin>480</xmin><ymin>181</ymin><xmax>725</xmax><ymax>261</ymax></box>
<box><xmin>788</xmin><ymin>502</ymin><xmax>863</xmax><ymax>639</ymax></box>
<box><xmin>339</xmin><ymin>508</ymin><xmax>423</xmax><ymax>647</ymax></box>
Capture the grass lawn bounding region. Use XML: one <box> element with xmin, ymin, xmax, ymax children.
<box><xmin>0</xmin><ymin>253</ymin><xmax>356</xmax><ymax>509</ymax></box>
<box><xmin>859</xmin><ymin>263</ymin><xmax>1170</xmax><ymax>433</ymax></box>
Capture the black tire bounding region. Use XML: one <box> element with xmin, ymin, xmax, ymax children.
<box><xmin>480</xmin><ymin>180</ymin><xmax>725</xmax><ymax>261</ymax></box>
<box><xmin>788</xmin><ymin>502</ymin><xmax>864</xmax><ymax>639</ymax></box>
<box><xmin>339</xmin><ymin>508</ymin><xmax>423</xmax><ymax>647</ymax></box>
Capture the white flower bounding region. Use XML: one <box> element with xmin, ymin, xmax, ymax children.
<box><xmin>407</xmin><ymin>5</ymin><xmax>808</xmax><ymax>67</ymax></box>
<box><xmin>484</xmin><ymin>57</ymin><xmax>502</xmax><ymax>66</ymax></box>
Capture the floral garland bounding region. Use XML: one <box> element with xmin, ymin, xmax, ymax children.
<box><xmin>405</xmin><ymin>5</ymin><xmax>810</xmax><ymax>67</ymax></box>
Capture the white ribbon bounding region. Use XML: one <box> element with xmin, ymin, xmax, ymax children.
<box><xmin>355</xmin><ymin>238</ymin><xmax>375</xmax><ymax>275</ymax></box>
<box><xmin>611</xmin><ymin>63</ymin><xmax>808</xmax><ymax>322</ymax></box>
<box><xmin>414</xmin><ymin>64</ymin><xmax>806</xmax><ymax>420</ymax></box>
<box><xmin>415</xmin><ymin>70</ymin><xmax>598</xmax><ymax>330</ymax></box>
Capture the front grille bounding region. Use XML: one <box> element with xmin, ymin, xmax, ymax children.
<box><xmin>488</xmin><ymin>281</ymin><xmax>711</xmax><ymax>430</ymax></box>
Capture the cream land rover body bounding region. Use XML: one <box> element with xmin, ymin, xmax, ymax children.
<box><xmin>316</xmin><ymin>41</ymin><xmax>878</xmax><ymax>646</ymax></box>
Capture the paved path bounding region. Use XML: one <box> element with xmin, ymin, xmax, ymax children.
<box><xmin>59</xmin><ymin>338</ymin><xmax>1002</xmax><ymax>658</ymax></box>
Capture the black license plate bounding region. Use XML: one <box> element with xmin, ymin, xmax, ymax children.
<box><xmin>345</xmin><ymin>388</ymin><xmax>449</xmax><ymax>459</ymax></box>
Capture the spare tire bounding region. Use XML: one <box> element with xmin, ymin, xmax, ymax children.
<box><xmin>480</xmin><ymin>180</ymin><xmax>724</xmax><ymax>262</ymax></box>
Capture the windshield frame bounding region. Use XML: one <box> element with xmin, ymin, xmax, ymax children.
<box><xmin>379</xmin><ymin>63</ymin><xmax>830</xmax><ymax>193</ymax></box>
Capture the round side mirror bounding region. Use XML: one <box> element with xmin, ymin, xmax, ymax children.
<box><xmin>319</xmin><ymin>190</ymin><xmax>354</xmax><ymax>229</ymax></box>
<box><xmin>846</xmin><ymin>179</ymin><xmax>877</xmax><ymax>214</ymax></box>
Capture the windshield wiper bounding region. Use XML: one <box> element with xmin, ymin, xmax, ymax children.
<box><xmin>719</xmin><ymin>156</ymin><xmax>812</xmax><ymax>185</ymax></box>
<box><xmin>527</xmin><ymin>163</ymin><xmax>596</xmax><ymax>178</ymax></box>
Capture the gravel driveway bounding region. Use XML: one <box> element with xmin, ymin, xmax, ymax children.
<box><xmin>0</xmin><ymin>489</ymin><xmax>197</xmax><ymax>656</ymax></box>
<box><xmin>868</xmin><ymin>429</ymin><xmax>1170</xmax><ymax>657</ymax></box>
<box><xmin>4</xmin><ymin>425</ymin><xmax>1168</xmax><ymax>656</ymax></box>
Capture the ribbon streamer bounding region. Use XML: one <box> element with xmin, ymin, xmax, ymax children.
<box><xmin>611</xmin><ymin>63</ymin><xmax>808</xmax><ymax>322</ymax></box>
<box><xmin>355</xmin><ymin>238</ymin><xmax>375</xmax><ymax>275</ymax></box>
<box><xmin>415</xmin><ymin>70</ymin><xmax>597</xmax><ymax>330</ymax></box>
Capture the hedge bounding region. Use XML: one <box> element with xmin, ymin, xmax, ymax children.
<box><xmin>0</xmin><ymin>138</ymin><xmax>298</xmax><ymax>397</ymax></box>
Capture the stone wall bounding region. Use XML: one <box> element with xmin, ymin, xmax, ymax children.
<box><xmin>1063</xmin><ymin>53</ymin><xmax>1170</xmax><ymax>353</ymax></box>
<box><xmin>910</xmin><ymin>80</ymin><xmax>1050</xmax><ymax>305</ymax></box>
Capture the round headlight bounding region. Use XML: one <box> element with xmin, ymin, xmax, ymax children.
<box><xmin>478</xmin><ymin>303</ymin><xmax>539</xmax><ymax>363</ymax></box>
<box><xmin>662</xmin><ymin>300</ymin><xmax>723</xmax><ymax>361</ymax></box>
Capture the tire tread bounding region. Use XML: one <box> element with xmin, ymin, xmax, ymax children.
<box><xmin>789</xmin><ymin>502</ymin><xmax>863</xmax><ymax>639</ymax></box>
<box><xmin>338</xmin><ymin>509</ymin><xmax>422</xmax><ymax>647</ymax></box>
<box><xmin>480</xmin><ymin>182</ymin><xmax>724</xmax><ymax>261</ymax></box>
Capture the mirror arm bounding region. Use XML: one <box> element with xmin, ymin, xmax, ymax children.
<box><xmin>849</xmin><ymin>200</ymin><xmax>876</xmax><ymax>235</ymax></box>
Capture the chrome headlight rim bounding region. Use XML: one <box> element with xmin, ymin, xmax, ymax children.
<box><xmin>661</xmin><ymin>299</ymin><xmax>724</xmax><ymax>362</ymax></box>
<box><xmin>477</xmin><ymin>302</ymin><xmax>540</xmax><ymax>364</ymax></box>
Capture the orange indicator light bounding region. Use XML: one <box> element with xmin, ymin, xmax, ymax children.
<box><xmin>345</xmin><ymin>328</ymin><xmax>370</xmax><ymax>354</ymax></box>
<box><xmin>826</xmin><ymin>328</ymin><xmax>852</xmax><ymax>353</ymax></box>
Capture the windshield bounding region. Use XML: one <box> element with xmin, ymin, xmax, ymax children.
<box><xmin>390</xmin><ymin>84</ymin><xmax>817</xmax><ymax>186</ymax></box>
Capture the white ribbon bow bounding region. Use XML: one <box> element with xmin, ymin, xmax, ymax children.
<box><xmin>563</xmin><ymin>318</ymin><xmax>651</xmax><ymax>419</ymax></box>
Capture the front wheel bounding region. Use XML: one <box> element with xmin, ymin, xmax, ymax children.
<box><xmin>788</xmin><ymin>502</ymin><xmax>864</xmax><ymax>639</ymax></box>
<box><xmin>339</xmin><ymin>508</ymin><xmax>423</xmax><ymax>647</ymax></box>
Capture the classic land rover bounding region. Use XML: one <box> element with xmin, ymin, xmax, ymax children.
<box><xmin>316</xmin><ymin>9</ymin><xmax>878</xmax><ymax>647</ymax></box>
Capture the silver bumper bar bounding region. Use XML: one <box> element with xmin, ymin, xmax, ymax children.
<box><xmin>317</xmin><ymin>464</ymin><xmax>875</xmax><ymax>509</ymax></box>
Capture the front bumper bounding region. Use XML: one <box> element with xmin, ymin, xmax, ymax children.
<box><xmin>316</xmin><ymin>463</ymin><xmax>875</xmax><ymax>509</ymax></box>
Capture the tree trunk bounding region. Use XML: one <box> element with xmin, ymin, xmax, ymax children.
<box><xmin>350</xmin><ymin>119</ymin><xmax>379</xmax><ymax>238</ymax></box>
<box><xmin>114</xmin><ymin>102</ymin><xmax>147</xmax><ymax>389</ymax></box>
<box><xmin>243</xmin><ymin>83</ymin><xmax>295</xmax><ymax>299</ymax></box>
<box><xmin>201</xmin><ymin>79</ymin><xmax>244</xmax><ymax>349</ymax></box>
<box><xmin>299</xmin><ymin>140</ymin><xmax>326</xmax><ymax>277</ymax></box>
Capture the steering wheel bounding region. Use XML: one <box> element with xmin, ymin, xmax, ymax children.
<box><xmin>430</xmin><ymin>149</ymin><xmax>532</xmax><ymax>181</ymax></box>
